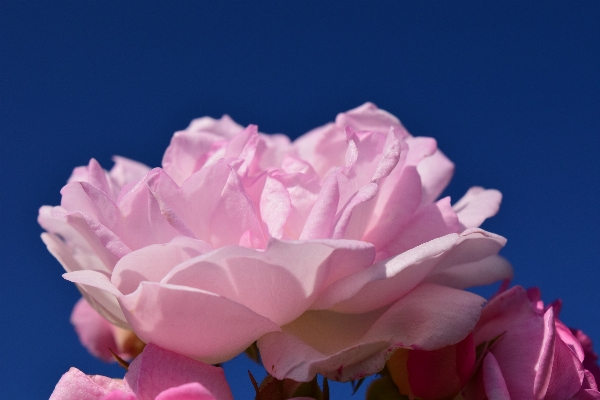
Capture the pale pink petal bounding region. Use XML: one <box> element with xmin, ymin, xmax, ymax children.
<box><xmin>50</xmin><ymin>368</ymin><xmax>132</xmax><ymax>400</ymax></box>
<box><xmin>377</xmin><ymin>196</ymin><xmax>461</xmax><ymax>259</ymax></box>
<box><xmin>259</xmin><ymin>175</ymin><xmax>292</xmax><ymax>239</ymax></box>
<box><xmin>112</xmin><ymin>237</ymin><xmax>212</xmax><ymax>295</ymax></box>
<box><xmin>147</xmin><ymin>162</ymin><xmax>266</xmax><ymax>248</ymax></box>
<box><xmin>67</xmin><ymin>158</ymin><xmax>121</xmax><ymax>201</ymax></box>
<box><xmin>482</xmin><ymin>353</ymin><xmax>511</xmax><ymax>400</ymax></box>
<box><xmin>453</xmin><ymin>187</ymin><xmax>502</xmax><ymax>229</ymax></box>
<box><xmin>71</xmin><ymin>298</ymin><xmax>121</xmax><ymax>362</ymax></box>
<box><xmin>362</xmin><ymin>166</ymin><xmax>422</xmax><ymax>251</ymax></box>
<box><xmin>154</xmin><ymin>383</ymin><xmax>216</xmax><ymax>400</ymax></box>
<box><xmin>125</xmin><ymin>344</ymin><xmax>233</xmax><ymax>400</ymax></box>
<box><xmin>109</xmin><ymin>156</ymin><xmax>151</xmax><ymax>188</ymax></box>
<box><xmin>300</xmin><ymin>172</ymin><xmax>340</xmax><ymax>240</ymax></box>
<box><xmin>417</xmin><ymin>149</ymin><xmax>455</xmax><ymax>206</ymax></box>
<box><xmin>332</xmin><ymin>183</ymin><xmax>378</xmax><ymax>240</ymax></box>
<box><xmin>259</xmin><ymin>283</ymin><xmax>484</xmax><ymax>382</ymax></box>
<box><xmin>293</xmin><ymin>123</ymin><xmax>347</xmax><ymax>178</ymax></box>
<box><xmin>223</xmin><ymin>125</ymin><xmax>260</xmax><ymax>177</ymax></box>
<box><xmin>161</xmin><ymin>239</ymin><xmax>375</xmax><ymax>326</ymax></box>
<box><xmin>63</xmin><ymin>270</ymin><xmax>127</xmax><ymax>327</ymax></box>
<box><xmin>119</xmin><ymin>283</ymin><xmax>280</xmax><ymax>364</ymax></box>
<box><xmin>114</xmin><ymin>169</ymin><xmax>184</xmax><ymax>249</ymax></box>
<box><xmin>254</xmin><ymin>133</ymin><xmax>292</xmax><ymax>171</ymax></box>
<box><xmin>312</xmin><ymin>234</ymin><xmax>459</xmax><ymax>313</ymax></box>
<box><xmin>425</xmin><ymin>229</ymin><xmax>511</xmax><ymax>289</ymax></box>
<box><xmin>403</xmin><ymin>137</ymin><xmax>438</xmax><ymax>168</ymax></box>
<box><xmin>335</xmin><ymin>102</ymin><xmax>408</xmax><ymax>139</ymax></box>
<box><xmin>162</xmin><ymin>115</ymin><xmax>244</xmax><ymax>185</ymax></box>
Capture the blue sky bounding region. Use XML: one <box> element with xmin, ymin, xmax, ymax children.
<box><xmin>1</xmin><ymin>2</ymin><xmax>599</xmax><ymax>399</ymax></box>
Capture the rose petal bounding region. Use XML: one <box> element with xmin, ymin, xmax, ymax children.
<box><xmin>147</xmin><ymin>162</ymin><xmax>266</xmax><ymax>249</ymax></box>
<box><xmin>161</xmin><ymin>239</ymin><xmax>375</xmax><ymax>325</ymax></box>
<box><xmin>110</xmin><ymin>156</ymin><xmax>151</xmax><ymax>188</ymax></box>
<box><xmin>162</xmin><ymin>115</ymin><xmax>244</xmax><ymax>185</ymax></box>
<box><xmin>125</xmin><ymin>344</ymin><xmax>233</xmax><ymax>400</ymax></box>
<box><xmin>63</xmin><ymin>270</ymin><xmax>127</xmax><ymax>327</ymax></box>
<box><xmin>378</xmin><ymin>196</ymin><xmax>461</xmax><ymax>259</ymax></box>
<box><xmin>482</xmin><ymin>353</ymin><xmax>511</xmax><ymax>400</ymax></box>
<box><xmin>313</xmin><ymin>234</ymin><xmax>459</xmax><ymax>313</ymax></box>
<box><xmin>71</xmin><ymin>298</ymin><xmax>121</xmax><ymax>362</ymax></box>
<box><xmin>119</xmin><ymin>282</ymin><xmax>281</xmax><ymax>364</ymax></box>
<box><xmin>50</xmin><ymin>368</ymin><xmax>132</xmax><ymax>400</ymax></box>
<box><xmin>417</xmin><ymin>149</ymin><xmax>455</xmax><ymax>207</ymax></box>
<box><xmin>154</xmin><ymin>383</ymin><xmax>216</xmax><ymax>400</ymax></box>
<box><xmin>453</xmin><ymin>187</ymin><xmax>502</xmax><ymax>229</ymax></box>
<box><xmin>112</xmin><ymin>236</ymin><xmax>212</xmax><ymax>295</ymax></box>
<box><xmin>259</xmin><ymin>283</ymin><xmax>484</xmax><ymax>382</ymax></box>
<box><xmin>475</xmin><ymin>286</ymin><xmax>550</xmax><ymax>400</ymax></box>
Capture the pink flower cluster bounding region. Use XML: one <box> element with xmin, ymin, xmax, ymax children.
<box><xmin>40</xmin><ymin>104</ymin><xmax>599</xmax><ymax>399</ymax></box>
<box><xmin>387</xmin><ymin>286</ymin><xmax>600</xmax><ymax>400</ymax></box>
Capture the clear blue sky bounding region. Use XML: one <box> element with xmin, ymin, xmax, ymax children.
<box><xmin>1</xmin><ymin>2</ymin><xmax>599</xmax><ymax>399</ymax></box>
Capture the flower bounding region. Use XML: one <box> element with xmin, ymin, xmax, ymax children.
<box><xmin>463</xmin><ymin>286</ymin><xmax>600</xmax><ymax>400</ymax></box>
<box><xmin>49</xmin><ymin>343</ymin><xmax>234</xmax><ymax>400</ymax></box>
<box><xmin>39</xmin><ymin>103</ymin><xmax>511</xmax><ymax>381</ymax></box>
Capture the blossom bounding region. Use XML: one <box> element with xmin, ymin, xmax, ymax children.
<box><xmin>49</xmin><ymin>343</ymin><xmax>234</xmax><ymax>400</ymax></box>
<box><xmin>39</xmin><ymin>103</ymin><xmax>511</xmax><ymax>381</ymax></box>
<box><xmin>463</xmin><ymin>286</ymin><xmax>600</xmax><ymax>400</ymax></box>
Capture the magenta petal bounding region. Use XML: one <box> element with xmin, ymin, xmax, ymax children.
<box><xmin>125</xmin><ymin>344</ymin><xmax>232</xmax><ymax>400</ymax></box>
<box><xmin>482</xmin><ymin>353</ymin><xmax>511</xmax><ymax>400</ymax></box>
<box><xmin>362</xmin><ymin>166</ymin><xmax>422</xmax><ymax>252</ymax></box>
<box><xmin>259</xmin><ymin>283</ymin><xmax>484</xmax><ymax>382</ymax></box>
<box><xmin>119</xmin><ymin>282</ymin><xmax>280</xmax><ymax>364</ymax></box>
<box><xmin>545</xmin><ymin>326</ymin><xmax>586</xmax><ymax>400</ymax></box>
<box><xmin>475</xmin><ymin>286</ymin><xmax>547</xmax><ymax>399</ymax></box>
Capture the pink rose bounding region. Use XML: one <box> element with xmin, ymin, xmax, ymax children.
<box><xmin>50</xmin><ymin>343</ymin><xmax>234</xmax><ymax>400</ymax></box>
<box><xmin>463</xmin><ymin>286</ymin><xmax>600</xmax><ymax>400</ymax></box>
<box><xmin>39</xmin><ymin>103</ymin><xmax>511</xmax><ymax>381</ymax></box>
